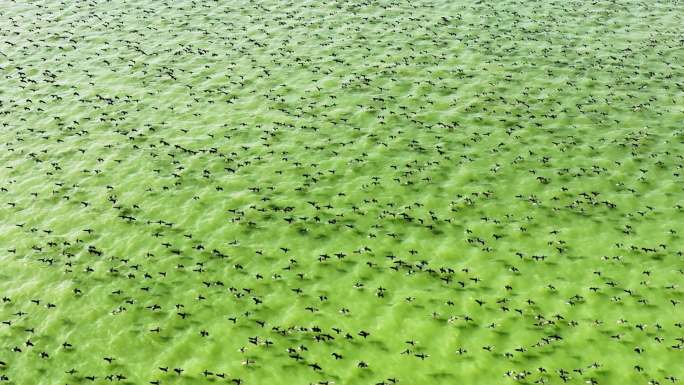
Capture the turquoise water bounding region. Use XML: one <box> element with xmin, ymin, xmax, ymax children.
<box><xmin>0</xmin><ymin>0</ymin><xmax>682</xmax><ymax>384</ymax></box>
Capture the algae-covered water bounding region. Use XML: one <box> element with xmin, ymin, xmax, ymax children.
<box><xmin>1</xmin><ymin>0</ymin><xmax>683</xmax><ymax>384</ymax></box>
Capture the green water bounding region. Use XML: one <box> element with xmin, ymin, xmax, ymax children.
<box><xmin>1</xmin><ymin>0</ymin><xmax>683</xmax><ymax>384</ymax></box>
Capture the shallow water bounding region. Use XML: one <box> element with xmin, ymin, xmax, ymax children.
<box><xmin>0</xmin><ymin>0</ymin><xmax>683</xmax><ymax>384</ymax></box>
